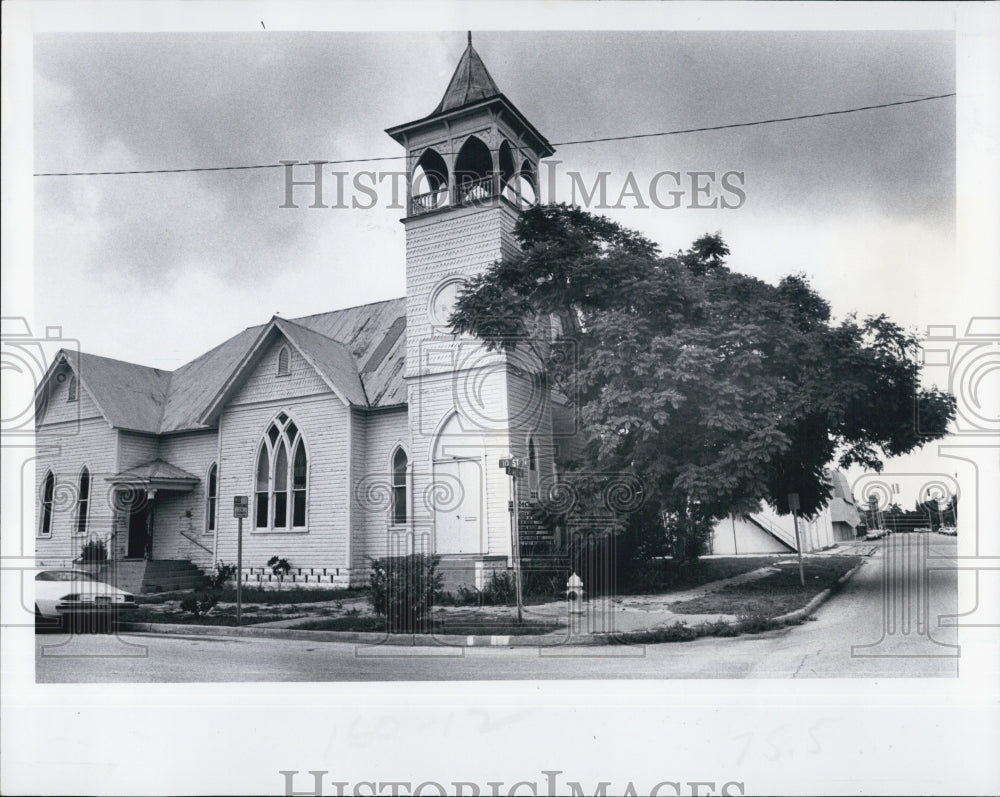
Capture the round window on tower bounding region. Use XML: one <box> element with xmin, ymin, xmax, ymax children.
<box><xmin>428</xmin><ymin>277</ymin><xmax>467</xmax><ymax>329</ymax></box>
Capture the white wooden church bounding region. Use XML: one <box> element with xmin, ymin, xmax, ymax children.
<box><xmin>35</xmin><ymin>37</ymin><xmax>572</xmax><ymax>592</ymax></box>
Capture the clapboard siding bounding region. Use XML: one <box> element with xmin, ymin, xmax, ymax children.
<box><xmin>151</xmin><ymin>430</ymin><xmax>219</xmax><ymax>568</ymax></box>
<box><xmin>216</xmin><ymin>395</ymin><xmax>349</xmax><ymax>574</ymax></box>
<box><xmin>34</xmin><ymin>419</ymin><xmax>118</xmax><ymax>566</ymax></box>
<box><xmin>353</xmin><ymin>406</ymin><xmax>409</xmax><ymax>571</ymax></box>
<box><xmin>38</xmin><ymin>360</ymin><xmax>104</xmax><ymax>427</ymax></box>
<box><xmin>230</xmin><ymin>337</ymin><xmax>333</xmax><ymax>407</ymax></box>
<box><xmin>118</xmin><ymin>431</ymin><xmax>160</xmax><ymax>470</ymax></box>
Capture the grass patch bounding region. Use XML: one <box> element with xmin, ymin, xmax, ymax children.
<box><xmin>293</xmin><ymin>615</ymin><xmax>387</xmax><ymax>632</ymax></box>
<box><xmin>136</xmin><ymin>587</ymin><xmax>363</xmax><ymax>606</ymax></box>
<box><xmin>613</xmin><ymin>614</ymin><xmax>785</xmax><ymax>645</ymax></box>
<box><xmin>434</xmin><ymin>619</ymin><xmax>562</xmax><ymax>636</ymax></box>
<box><xmin>119</xmin><ymin>606</ymin><xmax>304</xmax><ymax>626</ymax></box>
<box><xmin>292</xmin><ymin>614</ymin><xmax>562</xmax><ymax>636</ymax></box>
<box><xmin>618</xmin><ymin>556</ymin><xmax>792</xmax><ymax>595</ymax></box>
<box><xmin>669</xmin><ymin>556</ymin><xmax>861</xmax><ymax>617</ymax></box>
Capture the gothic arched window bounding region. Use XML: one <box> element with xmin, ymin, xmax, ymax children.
<box><xmin>75</xmin><ymin>467</ymin><xmax>91</xmax><ymax>536</ymax></box>
<box><xmin>254</xmin><ymin>413</ymin><xmax>308</xmax><ymax>530</ymax></box>
<box><xmin>39</xmin><ymin>470</ymin><xmax>55</xmax><ymax>537</ymax></box>
<box><xmin>67</xmin><ymin>375</ymin><xmax>78</xmax><ymax>402</ymax></box>
<box><xmin>206</xmin><ymin>463</ymin><xmax>218</xmax><ymax>533</ymax></box>
<box><xmin>391</xmin><ymin>446</ymin><xmax>408</xmax><ymax>526</ymax></box>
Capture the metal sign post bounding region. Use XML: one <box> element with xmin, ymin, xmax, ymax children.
<box><xmin>233</xmin><ymin>496</ymin><xmax>249</xmax><ymax>625</ymax></box>
<box><xmin>500</xmin><ymin>458</ymin><xmax>525</xmax><ymax>623</ymax></box>
<box><xmin>788</xmin><ymin>492</ymin><xmax>805</xmax><ymax>587</ymax></box>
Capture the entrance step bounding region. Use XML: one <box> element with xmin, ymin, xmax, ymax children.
<box><xmin>97</xmin><ymin>560</ymin><xmax>209</xmax><ymax>594</ymax></box>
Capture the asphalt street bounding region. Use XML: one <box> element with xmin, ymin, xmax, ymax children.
<box><xmin>35</xmin><ymin>535</ymin><xmax>960</xmax><ymax>682</ymax></box>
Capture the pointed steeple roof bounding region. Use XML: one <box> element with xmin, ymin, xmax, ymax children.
<box><xmin>432</xmin><ymin>32</ymin><xmax>502</xmax><ymax>115</ymax></box>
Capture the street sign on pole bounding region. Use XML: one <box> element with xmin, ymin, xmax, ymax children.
<box><xmin>234</xmin><ymin>496</ymin><xmax>248</xmax><ymax>624</ymax></box>
<box><xmin>233</xmin><ymin>496</ymin><xmax>249</xmax><ymax>518</ymax></box>
<box><xmin>501</xmin><ymin>456</ymin><xmax>525</xmax><ymax>623</ymax></box>
<box><xmin>788</xmin><ymin>492</ymin><xmax>805</xmax><ymax>587</ymax></box>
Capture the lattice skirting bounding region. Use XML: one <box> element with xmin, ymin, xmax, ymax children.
<box><xmin>239</xmin><ymin>566</ymin><xmax>353</xmax><ymax>589</ymax></box>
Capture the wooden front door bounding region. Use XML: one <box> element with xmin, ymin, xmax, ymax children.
<box><xmin>126</xmin><ymin>491</ymin><xmax>150</xmax><ymax>559</ymax></box>
<box><xmin>433</xmin><ymin>459</ymin><xmax>482</xmax><ymax>554</ymax></box>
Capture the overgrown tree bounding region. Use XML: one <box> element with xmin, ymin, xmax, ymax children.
<box><xmin>450</xmin><ymin>204</ymin><xmax>956</xmax><ymax>559</ymax></box>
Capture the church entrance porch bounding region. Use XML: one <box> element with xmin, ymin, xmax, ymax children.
<box><xmin>107</xmin><ymin>458</ymin><xmax>201</xmax><ymax>563</ymax></box>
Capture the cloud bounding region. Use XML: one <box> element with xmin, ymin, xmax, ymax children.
<box><xmin>32</xmin><ymin>31</ymin><xmax>956</xmax><ymax>369</ymax></box>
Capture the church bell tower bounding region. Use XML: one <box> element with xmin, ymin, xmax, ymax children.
<box><xmin>385</xmin><ymin>34</ymin><xmax>556</xmax><ymax>579</ymax></box>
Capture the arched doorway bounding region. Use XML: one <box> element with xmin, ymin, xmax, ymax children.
<box><xmin>431</xmin><ymin>413</ymin><xmax>485</xmax><ymax>554</ymax></box>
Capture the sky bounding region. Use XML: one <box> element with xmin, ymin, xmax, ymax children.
<box><xmin>32</xmin><ymin>30</ymin><xmax>958</xmax><ymax>369</ymax></box>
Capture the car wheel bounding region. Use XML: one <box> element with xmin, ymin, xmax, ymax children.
<box><xmin>35</xmin><ymin>605</ymin><xmax>64</xmax><ymax>633</ymax></box>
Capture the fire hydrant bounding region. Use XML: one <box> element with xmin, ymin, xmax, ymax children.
<box><xmin>566</xmin><ymin>572</ymin><xmax>585</xmax><ymax>615</ymax></box>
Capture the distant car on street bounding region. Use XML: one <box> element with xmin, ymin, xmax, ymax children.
<box><xmin>912</xmin><ymin>527</ymin><xmax>932</xmax><ymax>534</ymax></box>
<box><xmin>939</xmin><ymin>526</ymin><xmax>958</xmax><ymax>536</ymax></box>
<box><xmin>34</xmin><ymin>569</ymin><xmax>136</xmax><ymax>632</ymax></box>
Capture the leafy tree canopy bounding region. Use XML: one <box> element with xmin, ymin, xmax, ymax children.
<box><xmin>450</xmin><ymin>204</ymin><xmax>955</xmax><ymax>535</ymax></box>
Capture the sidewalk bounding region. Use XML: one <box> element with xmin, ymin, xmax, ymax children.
<box><xmin>119</xmin><ymin>550</ymin><xmax>870</xmax><ymax>646</ymax></box>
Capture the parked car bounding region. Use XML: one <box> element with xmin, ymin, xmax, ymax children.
<box><xmin>34</xmin><ymin>569</ymin><xmax>136</xmax><ymax>632</ymax></box>
<box><xmin>939</xmin><ymin>526</ymin><xmax>958</xmax><ymax>536</ymax></box>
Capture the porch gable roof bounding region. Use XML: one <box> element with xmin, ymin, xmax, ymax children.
<box><xmin>107</xmin><ymin>458</ymin><xmax>200</xmax><ymax>491</ymax></box>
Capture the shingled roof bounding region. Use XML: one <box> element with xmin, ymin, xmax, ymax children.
<box><xmin>57</xmin><ymin>350</ymin><xmax>171</xmax><ymax>433</ymax></box>
<box><xmin>432</xmin><ymin>34</ymin><xmax>502</xmax><ymax>115</ymax></box>
<box><xmin>41</xmin><ymin>298</ymin><xmax>408</xmax><ymax>435</ymax></box>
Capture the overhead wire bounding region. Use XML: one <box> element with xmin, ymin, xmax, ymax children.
<box><xmin>33</xmin><ymin>93</ymin><xmax>955</xmax><ymax>178</ymax></box>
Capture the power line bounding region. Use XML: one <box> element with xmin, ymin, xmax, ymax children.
<box><xmin>555</xmin><ymin>93</ymin><xmax>955</xmax><ymax>147</ymax></box>
<box><xmin>33</xmin><ymin>93</ymin><xmax>955</xmax><ymax>178</ymax></box>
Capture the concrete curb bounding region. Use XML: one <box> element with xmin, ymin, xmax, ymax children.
<box><xmin>117</xmin><ymin>561</ymin><xmax>868</xmax><ymax>646</ymax></box>
<box><xmin>772</xmin><ymin>559</ymin><xmax>867</xmax><ymax>625</ymax></box>
<box><xmin>116</xmin><ymin>620</ymin><xmax>607</xmax><ymax>647</ymax></box>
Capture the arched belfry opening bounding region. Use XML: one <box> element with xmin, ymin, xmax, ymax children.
<box><xmin>385</xmin><ymin>33</ymin><xmax>555</xmax><ymax>218</ymax></box>
<box><xmin>454</xmin><ymin>136</ymin><xmax>494</xmax><ymax>205</ymax></box>
<box><xmin>498</xmin><ymin>140</ymin><xmax>517</xmax><ymax>203</ymax></box>
<box><xmin>411</xmin><ymin>148</ymin><xmax>450</xmax><ymax>212</ymax></box>
<box><xmin>518</xmin><ymin>159</ymin><xmax>538</xmax><ymax>207</ymax></box>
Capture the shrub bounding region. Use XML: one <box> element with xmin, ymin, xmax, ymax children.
<box><xmin>209</xmin><ymin>561</ymin><xmax>237</xmax><ymax>590</ymax></box>
<box><xmin>179</xmin><ymin>561</ymin><xmax>236</xmax><ymax>618</ymax></box>
<box><xmin>78</xmin><ymin>538</ymin><xmax>108</xmax><ymax>564</ymax></box>
<box><xmin>368</xmin><ymin>554</ymin><xmax>442</xmax><ymax>633</ymax></box>
<box><xmin>180</xmin><ymin>591</ymin><xmax>218</xmax><ymax>618</ymax></box>
<box><xmin>481</xmin><ymin>570</ymin><xmax>516</xmax><ymax>605</ymax></box>
<box><xmin>520</xmin><ymin>569</ymin><xmax>566</xmax><ymax>601</ymax></box>
<box><xmin>267</xmin><ymin>556</ymin><xmax>292</xmax><ymax>589</ymax></box>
